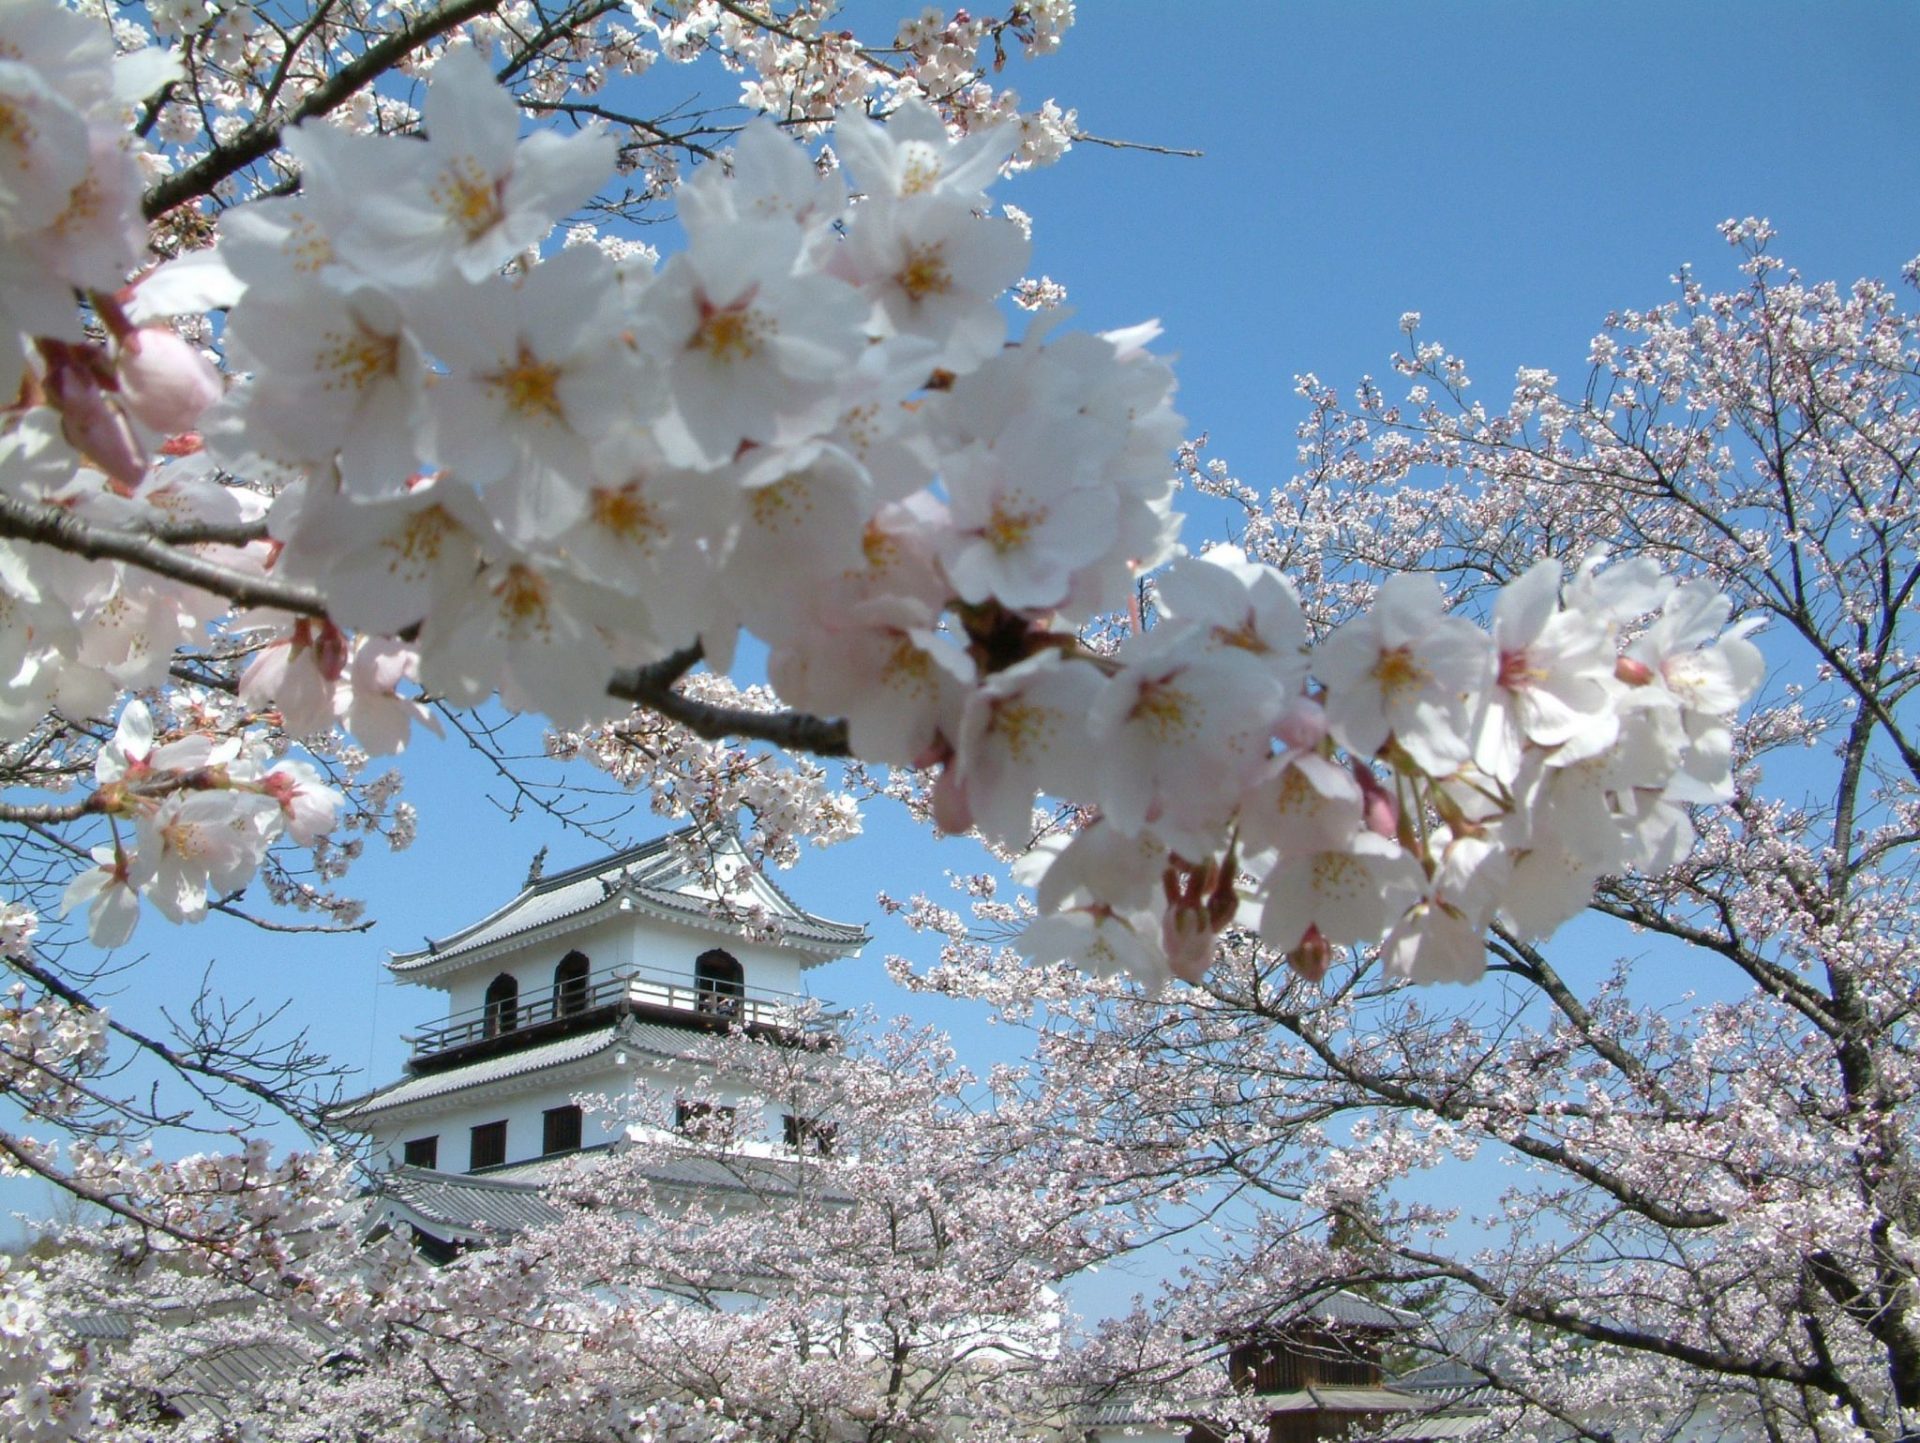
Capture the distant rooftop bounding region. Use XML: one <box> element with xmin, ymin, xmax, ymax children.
<box><xmin>389</xmin><ymin>825</ymin><xmax>867</xmax><ymax>981</ymax></box>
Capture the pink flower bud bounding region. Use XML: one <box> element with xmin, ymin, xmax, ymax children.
<box><xmin>115</xmin><ymin>327</ymin><xmax>222</xmax><ymax>434</ymax></box>
<box><xmin>1615</xmin><ymin>655</ymin><xmax>1656</xmax><ymax>686</ymax></box>
<box><xmin>1286</xmin><ymin>925</ymin><xmax>1335</xmax><ymax>984</ymax></box>
<box><xmin>1354</xmin><ymin>762</ymin><xmax>1399</xmax><ymax>839</ymax></box>
<box><xmin>1160</xmin><ymin>906</ymin><xmax>1217</xmax><ymax>985</ymax></box>
<box><xmin>1273</xmin><ymin>696</ymin><xmax>1328</xmax><ymax>752</ymax></box>
<box><xmin>44</xmin><ymin>344</ymin><xmax>146</xmax><ymax>489</ymax></box>
<box><xmin>930</xmin><ymin>765</ymin><xmax>974</xmax><ymax>835</ymax></box>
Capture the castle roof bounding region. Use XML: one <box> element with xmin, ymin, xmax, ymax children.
<box><xmin>374</xmin><ymin>1148</ymin><xmax>843</xmax><ymax>1247</ymax></box>
<box><xmin>330</xmin><ymin>1017</ymin><xmax>707</xmax><ymax>1125</ymax></box>
<box><xmin>1287</xmin><ymin>1290</ymin><xmax>1423</xmax><ymax>1331</ymax></box>
<box><xmin>377</xmin><ymin>1164</ymin><xmax>569</xmax><ymax>1240</ymax></box>
<box><xmin>387</xmin><ymin>826</ymin><xmax>867</xmax><ymax>982</ymax></box>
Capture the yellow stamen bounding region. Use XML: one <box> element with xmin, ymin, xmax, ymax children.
<box><xmin>486</xmin><ymin>344</ymin><xmax>565</xmax><ymax>421</ymax></box>
<box><xmin>1129</xmin><ymin>680</ymin><xmax>1196</xmax><ymax>743</ymax></box>
<box><xmin>897</xmin><ymin>243</ymin><xmax>952</xmax><ymax>302</ymax></box>
<box><xmin>383</xmin><ymin>506</ymin><xmax>456</xmax><ymax>577</ymax></box>
<box><xmin>318</xmin><ymin>326</ymin><xmax>400</xmax><ymax>393</ymax></box>
<box><xmin>991</xmin><ymin>700</ymin><xmax>1048</xmax><ymax>762</ymax></box>
<box><xmin>983</xmin><ymin>497</ymin><xmax>1043</xmax><ymax>555</ymax></box>
<box><xmin>431</xmin><ymin>156</ymin><xmax>503</xmax><ymax>241</ymax></box>
<box><xmin>691</xmin><ymin>306</ymin><xmax>769</xmax><ymax>364</ymax></box>
<box><xmin>494</xmin><ymin>564</ymin><xmax>553</xmax><ymax>640</ymax></box>
<box><xmin>1371</xmin><ymin>645</ymin><xmax>1428</xmax><ymax>699</ymax></box>
<box><xmin>590</xmin><ymin>485</ymin><xmax>662</xmax><ymax>545</ymax></box>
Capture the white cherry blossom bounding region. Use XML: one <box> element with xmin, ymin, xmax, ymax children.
<box><xmin>1315</xmin><ymin>571</ymin><xmax>1492</xmax><ymax>775</ymax></box>
<box><xmin>286</xmin><ymin>47</ymin><xmax>616</xmax><ymax>285</ymax></box>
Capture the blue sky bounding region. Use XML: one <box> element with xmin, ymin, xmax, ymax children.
<box><xmin>7</xmin><ymin>3</ymin><xmax>1918</xmax><ymax>1260</ymax></box>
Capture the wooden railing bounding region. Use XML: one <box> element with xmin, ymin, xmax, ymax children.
<box><xmin>406</xmin><ymin>965</ymin><xmax>827</xmax><ymax>1063</ymax></box>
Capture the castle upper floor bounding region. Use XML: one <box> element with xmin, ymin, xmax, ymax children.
<box><xmin>386</xmin><ymin>827</ymin><xmax>867</xmax><ymax>1071</ymax></box>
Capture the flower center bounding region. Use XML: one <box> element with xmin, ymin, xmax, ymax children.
<box><xmin>883</xmin><ymin>638</ymin><xmax>935</xmax><ymax>695</ymax></box>
<box><xmin>432</xmin><ymin>157</ymin><xmax>504</xmax><ymax>242</ymax></box>
<box><xmin>1129</xmin><ymin>679</ymin><xmax>1196</xmax><ymax>742</ymax></box>
<box><xmin>487</xmin><ymin>344</ymin><xmax>565</xmax><ymax>421</ymax></box>
<box><xmin>860</xmin><ymin>520</ymin><xmax>899</xmax><ymax>572</ymax></box>
<box><xmin>384</xmin><ymin>506</ymin><xmax>456</xmax><ymax>577</ymax></box>
<box><xmin>319</xmin><ymin>326</ymin><xmax>400</xmax><ymax>393</ymax></box>
<box><xmin>1497</xmin><ymin>648</ymin><xmax>1542</xmax><ymax>690</ymax></box>
<box><xmin>990</xmin><ymin>699</ymin><xmax>1048</xmax><ymax>761</ymax></box>
<box><xmin>899</xmin><ymin>146</ymin><xmax>942</xmax><ymax>196</ymax></box>
<box><xmin>0</xmin><ymin>101</ymin><xmax>36</xmax><ymax>158</ymax></box>
<box><xmin>691</xmin><ymin>298</ymin><xmax>771</xmax><ymax>364</ymax></box>
<box><xmin>1371</xmin><ymin>645</ymin><xmax>1428</xmax><ymax>699</ymax></box>
<box><xmin>897</xmin><ymin>244</ymin><xmax>953</xmax><ymax>302</ymax></box>
<box><xmin>494</xmin><ymin>564</ymin><xmax>553</xmax><ymax>640</ymax></box>
<box><xmin>590</xmin><ymin>485</ymin><xmax>662</xmax><ymax>545</ymax></box>
<box><xmin>983</xmin><ymin>497</ymin><xmax>1043</xmax><ymax>555</ymax></box>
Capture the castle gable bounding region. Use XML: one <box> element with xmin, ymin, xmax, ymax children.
<box><xmin>388</xmin><ymin>826</ymin><xmax>866</xmax><ymax>984</ymax></box>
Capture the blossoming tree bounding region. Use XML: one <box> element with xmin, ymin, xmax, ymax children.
<box><xmin>890</xmin><ymin>227</ymin><xmax>1920</xmax><ymax>1442</ymax></box>
<box><xmin>20</xmin><ymin>1020</ymin><xmax>1200</xmax><ymax>1442</ymax></box>
<box><xmin>0</xmin><ymin>0</ymin><xmax>1777</xmax><ymax>1435</ymax></box>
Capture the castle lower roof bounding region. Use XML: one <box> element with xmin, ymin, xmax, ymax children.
<box><xmin>330</xmin><ymin>1018</ymin><xmax>705</xmax><ymax>1124</ymax></box>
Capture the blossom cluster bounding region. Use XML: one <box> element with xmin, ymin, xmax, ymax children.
<box><xmin>59</xmin><ymin>702</ymin><xmax>344</xmax><ymax>947</ymax></box>
<box><xmin>2</xmin><ymin>4</ymin><xmax>1759</xmax><ymax>983</ymax></box>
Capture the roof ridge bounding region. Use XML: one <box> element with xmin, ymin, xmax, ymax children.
<box><xmin>393</xmin><ymin>825</ymin><xmax>704</xmax><ymax>963</ymax></box>
<box><xmin>526</xmin><ymin>828</ymin><xmax>692</xmax><ymax>896</ymax></box>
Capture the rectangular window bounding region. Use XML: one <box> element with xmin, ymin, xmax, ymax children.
<box><xmin>402</xmin><ymin>1135</ymin><xmax>438</xmax><ymax>1169</ymax></box>
<box><xmin>542</xmin><ymin>1104</ymin><xmax>583</xmax><ymax>1156</ymax></box>
<box><xmin>469</xmin><ymin>1119</ymin><xmax>507</xmax><ymax>1171</ymax></box>
<box><xmin>782</xmin><ymin>1114</ymin><xmax>836</xmax><ymax>1156</ymax></box>
<box><xmin>674</xmin><ymin>1101</ymin><xmax>736</xmax><ymax>1141</ymax></box>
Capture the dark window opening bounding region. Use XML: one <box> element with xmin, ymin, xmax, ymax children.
<box><xmin>483</xmin><ymin>974</ymin><xmax>519</xmax><ymax>1037</ymax></box>
<box><xmin>553</xmin><ymin>951</ymin><xmax>591</xmax><ymax>1016</ymax></box>
<box><xmin>694</xmin><ymin>949</ymin><xmax>745</xmax><ymax>1017</ymax></box>
<box><xmin>543</xmin><ymin>1104</ymin><xmax>584</xmax><ymax>1156</ymax></box>
<box><xmin>675</xmin><ymin>1100</ymin><xmax>737</xmax><ymax>1141</ymax></box>
<box><xmin>402</xmin><ymin>1135</ymin><xmax>439</xmax><ymax>1170</ymax></box>
<box><xmin>782</xmin><ymin>1114</ymin><xmax>836</xmax><ymax>1156</ymax></box>
<box><xmin>469</xmin><ymin>1119</ymin><xmax>507</xmax><ymax>1171</ymax></box>
<box><xmin>410</xmin><ymin>1225</ymin><xmax>462</xmax><ymax>1266</ymax></box>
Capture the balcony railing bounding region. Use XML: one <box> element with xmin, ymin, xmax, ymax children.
<box><xmin>405</xmin><ymin>964</ymin><xmax>831</xmax><ymax>1066</ymax></box>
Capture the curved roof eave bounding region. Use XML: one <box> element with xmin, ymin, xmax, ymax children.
<box><xmin>387</xmin><ymin>831</ymin><xmax>867</xmax><ymax>982</ymax></box>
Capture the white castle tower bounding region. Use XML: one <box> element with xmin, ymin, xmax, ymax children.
<box><xmin>334</xmin><ymin>826</ymin><xmax>867</xmax><ymax>1254</ymax></box>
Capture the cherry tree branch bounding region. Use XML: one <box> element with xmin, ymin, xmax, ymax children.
<box><xmin>0</xmin><ymin>493</ymin><xmax>327</xmax><ymax>616</ymax></box>
<box><xmin>607</xmin><ymin>646</ymin><xmax>852</xmax><ymax>756</ymax></box>
<box><xmin>142</xmin><ymin>0</ymin><xmax>509</xmax><ymax>219</ymax></box>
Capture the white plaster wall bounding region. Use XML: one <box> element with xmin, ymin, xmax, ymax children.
<box><xmin>423</xmin><ymin>912</ymin><xmax>820</xmax><ymax>1023</ymax></box>
<box><xmin>369</xmin><ymin>1057</ymin><xmax>790</xmax><ymax>1172</ymax></box>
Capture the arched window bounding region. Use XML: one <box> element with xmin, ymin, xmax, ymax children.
<box><xmin>694</xmin><ymin>949</ymin><xmax>745</xmax><ymax>1017</ymax></box>
<box><xmin>483</xmin><ymin>973</ymin><xmax>519</xmax><ymax>1037</ymax></box>
<box><xmin>553</xmin><ymin>951</ymin><xmax>590</xmax><ymax>1017</ymax></box>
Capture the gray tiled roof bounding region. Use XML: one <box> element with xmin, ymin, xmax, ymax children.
<box><xmin>488</xmin><ymin>1145</ymin><xmax>839</xmax><ymax>1202</ymax></box>
<box><xmin>1084</xmin><ymin>1383</ymin><xmax>1434</xmax><ymax>1430</ymax></box>
<box><xmin>168</xmin><ymin>1339</ymin><xmax>323</xmax><ymax>1418</ymax></box>
<box><xmin>1373</xmin><ymin>1412</ymin><xmax>1493</xmax><ymax>1440</ymax></box>
<box><xmin>1262</xmin><ymin>1386</ymin><xmax>1429</xmax><ymax>1414</ymax></box>
<box><xmin>1289</xmin><ymin>1290</ymin><xmax>1422</xmax><ymax>1330</ymax></box>
<box><xmin>330</xmin><ymin>1019</ymin><xmax>709</xmax><ymax>1122</ymax></box>
<box><xmin>1390</xmin><ymin>1357</ymin><xmax>1488</xmax><ymax>1395</ymax></box>
<box><xmin>389</xmin><ymin>826</ymin><xmax>867</xmax><ymax>977</ymax></box>
<box><xmin>377</xmin><ymin>1146</ymin><xmax>840</xmax><ymax>1243</ymax></box>
<box><xmin>379</xmin><ymin>1164</ymin><xmax>568</xmax><ymax>1236</ymax></box>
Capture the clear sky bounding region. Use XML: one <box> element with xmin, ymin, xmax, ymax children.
<box><xmin>7</xmin><ymin>3</ymin><xmax>1918</xmax><ymax>1262</ymax></box>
